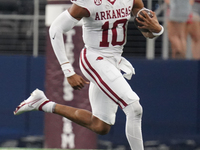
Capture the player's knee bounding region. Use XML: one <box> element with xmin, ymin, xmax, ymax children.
<box><xmin>97</xmin><ymin>126</ymin><xmax>110</xmax><ymax>135</ymax></box>
<box><xmin>122</xmin><ymin>91</ymin><xmax>142</xmax><ymax>117</ymax></box>
<box><xmin>91</xmin><ymin>116</ymin><xmax>111</xmax><ymax>135</ymax></box>
<box><xmin>123</xmin><ymin>101</ymin><xmax>143</xmax><ymax>118</ymax></box>
<box><xmin>133</xmin><ymin>101</ymin><xmax>143</xmax><ymax>118</ymax></box>
<box><xmin>94</xmin><ymin>124</ymin><xmax>111</xmax><ymax>135</ymax></box>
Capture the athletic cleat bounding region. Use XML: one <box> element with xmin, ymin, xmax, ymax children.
<box><xmin>14</xmin><ymin>89</ymin><xmax>50</xmax><ymax>115</ymax></box>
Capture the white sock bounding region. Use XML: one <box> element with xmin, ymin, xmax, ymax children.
<box><xmin>123</xmin><ymin>101</ymin><xmax>144</xmax><ymax>150</ymax></box>
<box><xmin>41</xmin><ymin>101</ymin><xmax>56</xmax><ymax>113</ymax></box>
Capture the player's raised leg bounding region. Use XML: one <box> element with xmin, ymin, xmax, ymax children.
<box><xmin>54</xmin><ymin>104</ymin><xmax>111</xmax><ymax>135</ymax></box>
<box><xmin>14</xmin><ymin>89</ymin><xmax>111</xmax><ymax>135</ymax></box>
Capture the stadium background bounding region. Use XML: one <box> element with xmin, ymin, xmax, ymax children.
<box><xmin>0</xmin><ymin>0</ymin><xmax>200</xmax><ymax>149</ymax></box>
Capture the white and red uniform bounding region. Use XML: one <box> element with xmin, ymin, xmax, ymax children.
<box><xmin>70</xmin><ymin>0</ymin><xmax>139</xmax><ymax>125</ymax></box>
<box><xmin>49</xmin><ymin>0</ymin><xmax>145</xmax><ymax>149</ymax></box>
<box><xmin>72</xmin><ymin>0</ymin><xmax>133</xmax><ymax>55</ymax></box>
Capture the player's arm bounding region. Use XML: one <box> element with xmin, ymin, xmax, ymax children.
<box><xmin>68</xmin><ymin>4</ymin><xmax>90</xmax><ymax>20</ymax></box>
<box><xmin>131</xmin><ymin>0</ymin><xmax>144</xmax><ymax>16</ymax></box>
<box><xmin>132</xmin><ymin>0</ymin><xmax>163</xmax><ymax>38</ymax></box>
<box><xmin>49</xmin><ymin>4</ymin><xmax>89</xmax><ymax>90</ymax></box>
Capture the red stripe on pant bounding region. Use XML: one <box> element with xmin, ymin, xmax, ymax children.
<box><xmin>80</xmin><ymin>48</ymin><xmax>127</xmax><ymax>109</ymax></box>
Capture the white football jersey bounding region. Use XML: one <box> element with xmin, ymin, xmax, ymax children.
<box><xmin>71</xmin><ymin>0</ymin><xmax>134</xmax><ymax>54</ymax></box>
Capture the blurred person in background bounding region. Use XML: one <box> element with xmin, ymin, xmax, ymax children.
<box><xmin>186</xmin><ymin>0</ymin><xmax>200</xmax><ymax>59</ymax></box>
<box><xmin>165</xmin><ymin>0</ymin><xmax>192</xmax><ymax>59</ymax></box>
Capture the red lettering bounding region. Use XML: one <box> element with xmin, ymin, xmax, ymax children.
<box><xmin>128</xmin><ymin>6</ymin><xmax>131</xmax><ymax>13</ymax></box>
<box><xmin>106</xmin><ymin>10</ymin><xmax>111</xmax><ymax>19</ymax></box>
<box><xmin>125</xmin><ymin>8</ymin><xmax>129</xmax><ymax>16</ymax></box>
<box><xmin>112</xmin><ymin>10</ymin><xmax>117</xmax><ymax>19</ymax></box>
<box><xmin>95</xmin><ymin>6</ymin><xmax>131</xmax><ymax>21</ymax></box>
<box><xmin>121</xmin><ymin>8</ymin><xmax>125</xmax><ymax>17</ymax></box>
<box><xmin>100</xmin><ymin>11</ymin><xmax>106</xmax><ymax>20</ymax></box>
<box><xmin>95</xmin><ymin>12</ymin><xmax>100</xmax><ymax>20</ymax></box>
<box><xmin>116</xmin><ymin>9</ymin><xmax>121</xmax><ymax>18</ymax></box>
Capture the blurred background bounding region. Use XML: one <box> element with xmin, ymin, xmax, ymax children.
<box><xmin>0</xmin><ymin>0</ymin><xmax>200</xmax><ymax>149</ymax></box>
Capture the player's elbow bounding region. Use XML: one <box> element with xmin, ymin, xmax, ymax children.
<box><xmin>49</xmin><ymin>21</ymin><xmax>64</xmax><ymax>39</ymax></box>
<box><xmin>49</xmin><ymin>23</ymin><xmax>57</xmax><ymax>38</ymax></box>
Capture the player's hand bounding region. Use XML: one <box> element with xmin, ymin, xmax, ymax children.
<box><xmin>136</xmin><ymin>11</ymin><xmax>161</xmax><ymax>34</ymax></box>
<box><xmin>67</xmin><ymin>74</ymin><xmax>89</xmax><ymax>90</ymax></box>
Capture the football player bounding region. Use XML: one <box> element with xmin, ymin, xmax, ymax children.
<box><xmin>14</xmin><ymin>0</ymin><xmax>163</xmax><ymax>149</ymax></box>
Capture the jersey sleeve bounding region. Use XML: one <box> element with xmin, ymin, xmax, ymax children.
<box><xmin>70</xmin><ymin>0</ymin><xmax>93</xmax><ymax>15</ymax></box>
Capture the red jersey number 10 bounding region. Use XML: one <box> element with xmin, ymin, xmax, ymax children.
<box><xmin>100</xmin><ymin>19</ymin><xmax>128</xmax><ymax>47</ymax></box>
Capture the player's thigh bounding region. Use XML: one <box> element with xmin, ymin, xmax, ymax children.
<box><xmin>80</xmin><ymin>48</ymin><xmax>139</xmax><ymax>108</ymax></box>
<box><xmin>89</xmin><ymin>82</ymin><xmax>118</xmax><ymax>125</ymax></box>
